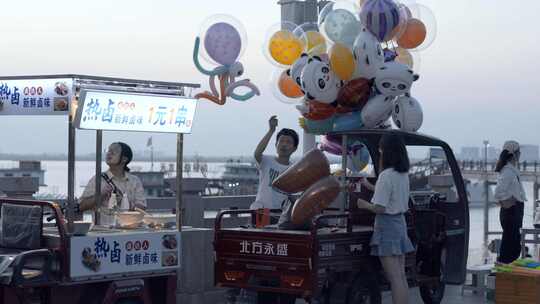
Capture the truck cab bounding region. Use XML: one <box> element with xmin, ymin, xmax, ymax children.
<box><xmin>214</xmin><ymin>129</ymin><xmax>469</xmax><ymax>304</ymax></box>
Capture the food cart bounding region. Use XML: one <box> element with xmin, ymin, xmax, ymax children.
<box><xmin>214</xmin><ymin>129</ymin><xmax>469</xmax><ymax>304</ymax></box>
<box><xmin>0</xmin><ymin>75</ymin><xmax>199</xmax><ymax>303</ymax></box>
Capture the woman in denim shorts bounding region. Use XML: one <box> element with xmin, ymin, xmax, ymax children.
<box><xmin>357</xmin><ymin>134</ymin><xmax>414</xmax><ymax>304</ymax></box>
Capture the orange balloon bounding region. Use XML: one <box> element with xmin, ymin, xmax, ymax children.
<box><xmin>397</xmin><ymin>18</ymin><xmax>427</xmax><ymax>49</ymax></box>
<box><xmin>291</xmin><ymin>176</ymin><xmax>340</xmax><ymax>225</ymax></box>
<box><xmin>272</xmin><ymin>148</ymin><xmax>330</xmax><ymax>194</ymax></box>
<box><xmin>278</xmin><ymin>70</ymin><xmax>304</xmax><ymax>98</ymax></box>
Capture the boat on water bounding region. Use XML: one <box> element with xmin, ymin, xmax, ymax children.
<box><xmin>128</xmin><ymin>158</ymin><xmax>259</xmax><ymax>197</ymax></box>
<box><xmin>212</xmin><ymin>160</ymin><xmax>258</xmax><ymax>196</ymax></box>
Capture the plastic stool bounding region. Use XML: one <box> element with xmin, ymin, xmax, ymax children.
<box><xmin>461</xmin><ymin>264</ymin><xmax>493</xmax><ymax>296</ymax></box>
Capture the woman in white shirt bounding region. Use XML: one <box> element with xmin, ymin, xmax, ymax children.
<box><xmin>494</xmin><ymin>140</ymin><xmax>526</xmax><ymax>263</ymax></box>
<box><xmin>357</xmin><ymin>134</ymin><xmax>414</xmax><ymax>304</ymax></box>
<box><xmin>79</xmin><ymin>142</ymin><xmax>147</xmax><ymax>224</ymax></box>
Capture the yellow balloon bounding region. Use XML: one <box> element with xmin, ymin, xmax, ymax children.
<box><xmin>395</xmin><ymin>47</ymin><xmax>414</xmax><ymax>69</ymax></box>
<box><xmin>305</xmin><ymin>31</ymin><xmax>327</xmax><ymax>55</ymax></box>
<box><xmin>269</xmin><ymin>30</ymin><xmax>304</xmax><ymax>66</ymax></box>
<box><xmin>329</xmin><ymin>43</ymin><xmax>356</xmax><ymax>81</ymax></box>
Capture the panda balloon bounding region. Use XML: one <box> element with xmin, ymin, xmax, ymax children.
<box><xmin>287</xmin><ymin>53</ymin><xmax>309</xmax><ymax>87</ymax></box>
<box><xmin>300</xmin><ymin>55</ymin><xmax>343</xmax><ymax>104</ymax></box>
<box><xmin>374</xmin><ymin>61</ymin><xmax>419</xmax><ymax>97</ymax></box>
<box><xmin>360</xmin><ymin>94</ymin><xmax>394</xmax><ymax>128</ymax></box>
<box><xmin>352</xmin><ymin>29</ymin><xmax>385</xmax><ymax>80</ymax></box>
<box><xmin>392</xmin><ymin>94</ymin><xmax>423</xmax><ymax>132</ymax></box>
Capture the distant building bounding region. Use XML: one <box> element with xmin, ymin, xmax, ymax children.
<box><xmin>131</xmin><ymin>171</ymin><xmax>165</xmax><ymax>197</ymax></box>
<box><xmin>460</xmin><ymin>147</ymin><xmax>480</xmax><ymax>161</ymax></box>
<box><xmin>520</xmin><ymin>145</ymin><xmax>539</xmax><ymax>162</ymax></box>
<box><xmin>0</xmin><ymin>161</ymin><xmax>45</xmax><ymax>186</ymax></box>
<box><xmin>487</xmin><ymin>147</ymin><xmax>501</xmax><ymax>161</ymax></box>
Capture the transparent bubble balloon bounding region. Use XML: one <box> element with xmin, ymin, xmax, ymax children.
<box><xmin>198</xmin><ymin>14</ymin><xmax>247</xmax><ymax>66</ymax></box>
<box><xmin>293</xmin><ymin>22</ymin><xmax>328</xmax><ymax>56</ymax></box>
<box><xmin>359</xmin><ymin>0</ymin><xmax>403</xmax><ymax>42</ymax></box>
<box><xmin>270</xmin><ymin>68</ymin><xmax>304</xmax><ymax>105</ymax></box>
<box><xmin>395</xmin><ymin>46</ymin><xmax>422</xmax><ymax>72</ymax></box>
<box><xmin>320</xmin><ymin>0</ymin><xmax>361</xmax><ymax>24</ymax></box>
<box><xmin>358</xmin><ymin>0</ymin><xmax>414</xmax><ymax>8</ymax></box>
<box><xmin>318</xmin><ymin>1</ymin><xmax>335</xmax><ymax>27</ymax></box>
<box><xmin>388</xmin><ymin>1</ymin><xmax>414</xmax><ymax>42</ymax></box>
<box><xmin>263</xmin><ymin>21</ymin><xmax>307</xmax><ymax>68</ymax></box>
<box><xmin>399</xmin><ymin>3</ymin><xmax>437</xmax><ymax>51</ymax></box>
<box><xmin>319</xmin><ymin>0</ymin><xmax>362</xmax><ymax>47</ymax></box>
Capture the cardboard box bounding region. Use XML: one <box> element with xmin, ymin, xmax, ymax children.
<box><xmin>496</xmin><ymin>271</ymin><xmax>540</xmax><ymax>304</ymax></box>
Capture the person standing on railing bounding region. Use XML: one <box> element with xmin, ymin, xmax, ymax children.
<box><xmin>494</xmin><ymin>140</ymin><xmax>527</xmax><ymax>264</ymax></box>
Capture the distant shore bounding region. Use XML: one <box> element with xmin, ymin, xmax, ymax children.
<box><xmin>0</xmin><ymin>154</ymin><xmax>254</xmax><ymax>163</ymax></box>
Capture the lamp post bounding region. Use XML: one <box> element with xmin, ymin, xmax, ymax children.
<box><xmin>483</xmin><ymin>140</ymin><xmax>490</xmax><ymax>263</ymax></box>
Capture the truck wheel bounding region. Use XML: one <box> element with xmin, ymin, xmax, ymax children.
<box><xmin>419</xmin><ymin>282</ymin><xmax>445</xmax><ymax>304</ymax></box>
<box><xmin>115</xmin><ymin>298</ymin><xmax>143</xmax><ymax>304</ymax></box>
<box><xmin>419</xmin><ymin>248</ymin><xmax>447</xmax><ymax>304</ymax></box>
<box><xmin>256</xmin><ymin>292</ymin><xmax>296</xmax><ymax>304</ymax></box>
<box><xmin>345</xmin><ymin>274</ymin><xmax>381</xmax><ymax>304</ymax></box>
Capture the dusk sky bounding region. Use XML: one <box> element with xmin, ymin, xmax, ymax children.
<box><xmin>0</xmin><ymin>0</ymin><xmax>538</xmax><ymax>157</ymax></box>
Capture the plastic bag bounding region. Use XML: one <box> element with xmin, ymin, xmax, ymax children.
<box><xmin>0</xmin><ymin>203</ymin><xmax>42</xmax><ymax>249</ymax></box>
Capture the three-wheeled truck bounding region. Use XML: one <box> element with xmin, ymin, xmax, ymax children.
<box><xmin>214</xmin><ymin>129</ymin><xmax>469</xmax><ymax>304</ymax></box>
<box><xmin>0</xmin><ymin>75</ymin><xmax>199</xmax><ymax>303</ymax></box>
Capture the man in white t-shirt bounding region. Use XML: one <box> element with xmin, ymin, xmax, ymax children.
<box><xmin>251</xmin><ymin>116</ymin><xmax>299</xmax><ymax>210</ymax></box>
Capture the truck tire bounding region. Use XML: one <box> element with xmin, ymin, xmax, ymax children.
<box><xmin>115</xmin><ymin>298</ymin><xmax>143</xmax><ymax>304</ymax></box>
<box><xmin>345</xmin><ymin>274</ymin><xmax>381</xmax><ymax>304</ymax></box>
<box><xmin>419</xmin><ymin>248</ymin><xmax>447</xmax><ymax>304</ymax></box>
<box><xmin>256</xmin><ymin>292</ymin><xmax>296</xmax><ymax>304</ymax></box>
<box><xmin>419</xmin><ymin>282</ymin><xmax>445</xmax><ymax>304</ymax></box>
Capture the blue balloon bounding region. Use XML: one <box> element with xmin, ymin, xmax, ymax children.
<box><xmin>384</xmin><ymin>48</ymin><xmax>398</xmax><ymax>62</ymax></box>
<box><xmin>333</xmin><ymin>112</ymin><xmax>363</xmax><ymax>132</ymax></box>
<box><xmin>302</xmin><ymin>116</ymin><xmax>335</xmax><ymax>135</ymax></box>
<box><xmin>348</xmin><ymin>141</ymin><xmax>371</xmax><ymax>172</ymax></box>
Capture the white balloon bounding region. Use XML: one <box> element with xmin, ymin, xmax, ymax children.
<box><xmin>374</xmin><ymin>61</ymin><xmax>419</xmax><ymax>97</ymax></box>
<box><xmin>300</xmin><ymin>55</ymin><xmax>342</xmax><ymax>104</ymax></box>
<box><xmin>288</xmin><ymin>53</ymin><xmax>310</xmax><ymax>87</ymax></box>
<box><xmin>392</xmin><ymin>95</ymin><xmax>423</xmax><ymax>132</ymax></box>
<box><xmin>352</xmin><ymin>29</ymin><xmax>385</xmax><ymax>80</ymax></box>
<box><xmin>361</xmin><ymin>94</ymin><xmax>394</xmax><ymax>128</ymax></box>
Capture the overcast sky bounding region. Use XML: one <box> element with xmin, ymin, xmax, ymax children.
<box><xmin>0</xmin><ymin>0</ymin><xmax>538</xmax><ymax>158</ymax></box>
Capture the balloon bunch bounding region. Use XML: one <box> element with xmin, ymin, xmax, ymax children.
<box><xmin>265</xmin><ymin>0</ymin><xmax>436</xmax><ymax>133</ymax></box>
<box><xmin>193</xmin><ymin>15</ymin><xmax>260</xmax><ymax>105</ymax></box>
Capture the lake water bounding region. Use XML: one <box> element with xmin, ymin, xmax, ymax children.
<box><xmin>2</xmin><ymin>160</ymin><xmax>536</xmax><ymax>266</ymax></box>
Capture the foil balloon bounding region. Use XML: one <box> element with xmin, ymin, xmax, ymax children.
<box><xmin>193</xmin><ymin>15</ymin><xmax>260</xmax><ymax>105</ymax></box>
<box><xmin>272</xmin><ymin>148</ymin><xmax>330</xmax><ymax>194</ymax></box>
<box><xmin>291</xmin><ymin>176</ymin><xmax>340</xmax><ymax>225</ymax></box>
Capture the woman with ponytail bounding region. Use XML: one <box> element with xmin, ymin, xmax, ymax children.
<box><xmin>494</xmin><ymin>140</ymin><xmax>527</xmax><ymax>263</ymax></box>
<box><xmin>79</xmin><ymin>142</ymin><xmax>147</xmax><ymax>224</ymax></box>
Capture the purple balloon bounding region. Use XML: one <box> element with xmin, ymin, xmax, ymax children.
<box><xmin>384</xmin><ymin>49</ymin><xmax>398</xmax><ymax>62</ymax></box>
<box><xmin>204</xmin><ymin>22</ymin><xmax>242</xmax><ymax>66</ymax></box>
<box><xmin>320</xmin><ymin>135</ymin><xmax>344</xmax><ymax>155</ymax></box>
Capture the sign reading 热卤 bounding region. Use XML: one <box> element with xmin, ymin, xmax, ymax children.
<box><xmin>69</xmin><ymin>231</ymin><xmax>180</xmax><ymax>280</ymax></box>
<box><xmin>0</xmin><ymin>78</ymin><xmax>73</xmax><ymax>115</ymax></box>
<box><xmin>75</xmin><ymin>90</ymin><xmax>197</xmax><ymax>133</ymax></box>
